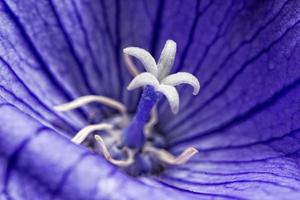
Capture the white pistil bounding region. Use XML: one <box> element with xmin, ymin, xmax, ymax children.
<box><xmin>71</xmin><ymin>123</ymin><xmax>113</xmax><ymax>144</ymax></box>
<box><xmin>123</xmin><ymin>47</ymin><xmax>158</xmax><ymax>76</ymax></box>
<box><xmin>145</xmin><ymin>146</ymin><xmax>198</xmax><ymax>165</ymax></box>
<box><xmin>95</xmin><ymin>135</ymin><xmax>134</xmax><ymax>167</ymax></box>
<box><xmin>161</xmin><ymin>72</ymin><xmax>200</xmax><ymax>95</ymax></box>
<box><xmin>156</xmin><ymin>84</ymin><xmax>179</xmax><ymax>113</ymax></box>
<box><xmin>123</xmin><ymin>40</ymin><xmax>200</xmax><ymax>114</ymax></box>
<box><xmin>54</xmin><ymin>95</ymin><xmax>128</xmax><ymax>124</ymax></box>
<box><xmin>123</xmin><ymin>53</ymin><xmax>158</xmax><ymax>135</ymax></box>
<box><xmin>156</xmin><ymin>40</ymin><xmax>177</xmax><ymax>80</ymax></box>
<box><xmin>127</xmin><ymin>72</ymin><xmax>159</xmax><ymax>90</ymax></box>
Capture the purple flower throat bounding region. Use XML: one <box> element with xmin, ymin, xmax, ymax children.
<box><xmin>54</xmin><ymin>40</ymin><xmax>200</xmax><ymax>176</ymax></box>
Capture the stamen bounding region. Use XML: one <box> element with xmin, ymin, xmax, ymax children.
<box><xmin>71</xmin><ymin>123</ymin><xmax>113</xmax><ymax>144</ymax></box>
<box><xmin>145</xmin><ymin>146</ymin><xmax>198</xmax><ymax>165</ymax></box>
<box><xmin>123</xmin><ymin>54</ymin><xmax>140</xmax><ymax>77</ymax></box>
<box><xmin>54</xmin><ymin>95</ymin><xmax>128</xmax><ymax>124</ymax></box>
<box><xmin>145</xmin><ymin>106</ymin><xmax>158</xmax><ymax>135</ymax></box>
<box><xmin>94</xmin><ymin>135</ymin><xmax>134</xmax><ymax>167</ymax></box>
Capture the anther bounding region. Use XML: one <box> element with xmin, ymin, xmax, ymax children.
<box><xmin>94</xmin><ymin>135</ymin><xmax>134</xmax><ymax>167</ymax></box>
<box><xmin>71</xmin><ymin>123</ymin><xmax>113</xmax><ymax>144</ymax></box>
<box><xmin>145</xmin><ymin>146</ymin><xmax>198</xmax><ymax>165</ymax></box>
<box><xmin>54</xmin><ymin>95</ymin><xmax>129</xmax><ymax>125</ymax></box>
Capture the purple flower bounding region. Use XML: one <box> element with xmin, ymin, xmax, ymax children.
<box><xmin>1</xmin><ymin>0</ymin><xmax>300</xmax><ymax>199</ymax></box>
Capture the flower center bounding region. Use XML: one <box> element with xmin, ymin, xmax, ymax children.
<box><xmin>87</xmin><ymin>113</ymin><xmax>167</xmax><ymax>176</ymax></box>
<box><xmin>54</xmin><ymin>40</ymin><xmax>200</xmax><ymax>176</ymax></box>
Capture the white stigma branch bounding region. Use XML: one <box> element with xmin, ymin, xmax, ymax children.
<box><xmin>124</xmin><ymin>40</ymin><xmax>200</xmax><ymax>114</ymax></box>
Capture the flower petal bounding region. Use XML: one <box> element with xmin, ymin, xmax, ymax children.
<box><xmin>0</xmin><ymin>103</ymin><xmax>195</xmax><ymax>200</ymax></box>
<box><xmin>1</xmin><ymin>0</ymin><xmax>300</xmax><ymax>199</ymax></box>
<box><xmin>151</xmin><ymin>1</ymin><xmax>300</xmax><ymax>199</ymax></box>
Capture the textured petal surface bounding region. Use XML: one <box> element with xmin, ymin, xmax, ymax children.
<box><xmin>1</xmin><ymin>0</ymin><xmax>300</xmax><ymax>200</ymax></box>
<box><xmin>0</xmin><ymin>103</ymin><xmax>194</xmax><ymax>200</ymax></box>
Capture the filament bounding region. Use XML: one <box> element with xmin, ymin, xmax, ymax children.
<box><xmin>145</xmin><ymin>146</ymin><xmax>198</xmax><ymax>165</ymax></box>
<box><xmin>54</xmin><ymin>95</ymin><xmax>128</xmax><ymax>124</ymax></box>
<box><xmin>71</xmin><ymin>123</ymin><xmax>113</xmax><ymax>144</ymax></box>
<box><xmin>145</xmin><ymin>106</ymin><xmax>158</xmax><ymax>135</ymax></box>
<box><xmin>95</xmin><ymin>135</ymin><xmax>134</xmax><ymax>167</ymax></box>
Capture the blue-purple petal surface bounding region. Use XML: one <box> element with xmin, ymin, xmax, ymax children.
<box><xmin>1</xmin><ymin>0</ymin><xmax>300</xmax><ymax>199</ymax></box>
